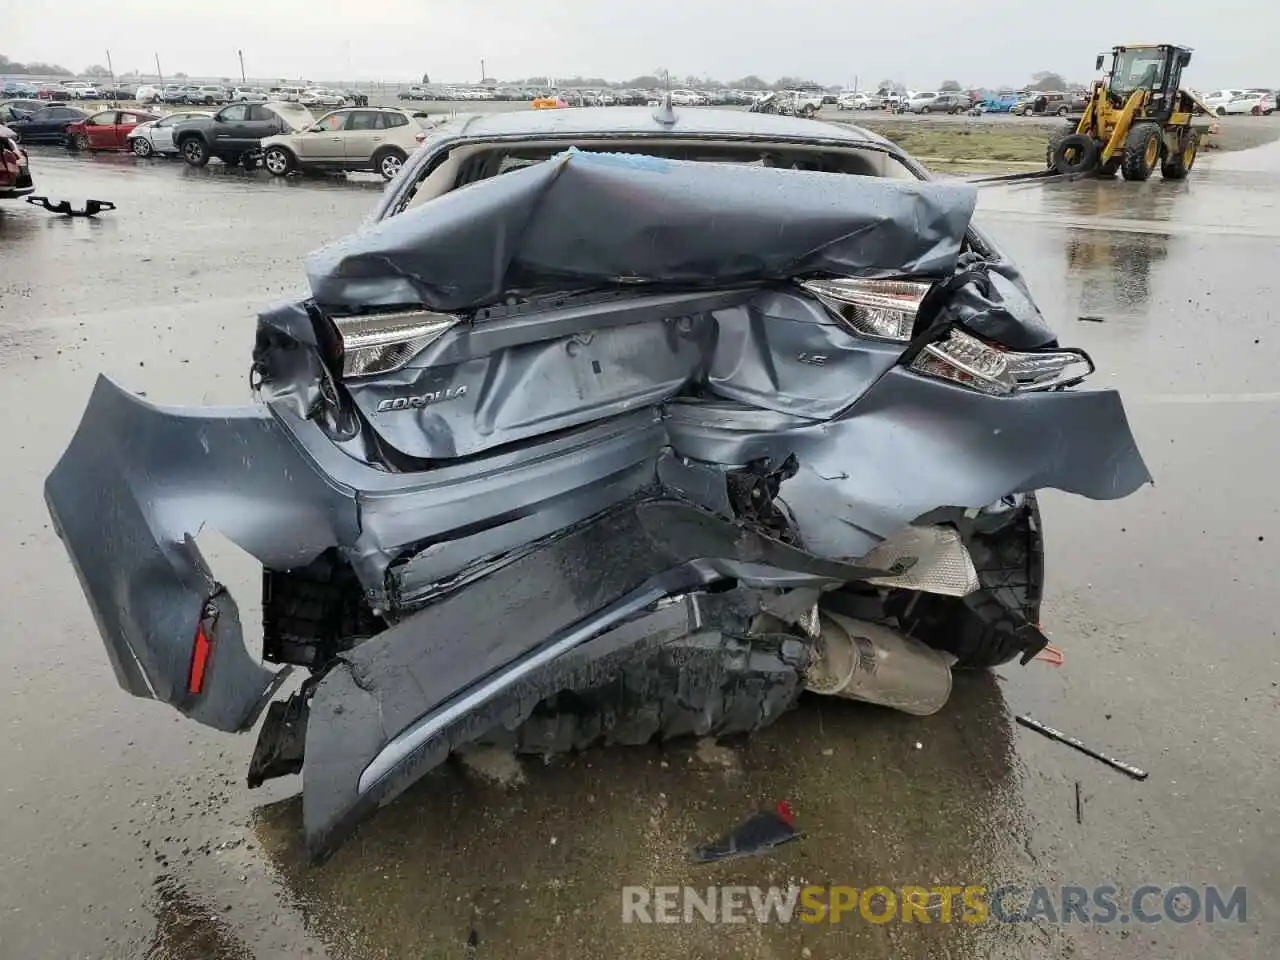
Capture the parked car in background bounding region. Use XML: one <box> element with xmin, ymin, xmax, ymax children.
<box><xmin>301</xmin><ymin>88</ymin><xmax>345</xmax><ymax>108</ymax></box>
<box><xmin>1201</xmin><ymin>89</ymin><xmax>1249</xmax><ymax>113</ymax></box>
<box><xmin>837</xmin><ymin>92</ymin><xmax>875</xmax><ymax>110</ymax></box>
<box><xmin>2</xmin><ymin>81</ymin><xmax>40</xmax><ymax>98</ymax></box>
<box><xmin>37</xmin><ymin>85</ymin><xmax>73</xmax><ymax>100</ymax></box>
<box><xmin>171</xmin><ymin>101</ymin><xmax>314</xmax><ymax>167</ymax></box>
<box><xmin>4</xmin><ymin>105</ymin><xmax>87</xmax><ymax>144</ymax></box>
<box><xmin>273</xmin><ymin>86</ymin><xmax>307</xmax><ymax>102</ymax></box>
<box><xmin>1247</xmin><ymin>90</ymin><xmax>1276</xmax><ymax>115</ymax></box>
<box><xmin>65</xmin><ymin>109</ymin><xmax>159</xmax><ymax>152</ymax></box>
<box><xmin>1012</xmin><ymin>91</ymin><xmax>1086</xmax><ymax>117</ymax></box>
<box><xmin>0</xmin><ymin>123</ymin><xmax>35</xmax><ymax>199</ymax></box>
<box><xmin>340</xmin><ymin>89</ymin><xmax>370</xmax><ymax>107</ymax></box>
<box><xmin>126</xmin><ymin>111</ymin><xmax>211</xmax><ymax>157</ymax></box>
<box><xmin>135</xmin><ymin>85</ymin><xmax>163</xmax><ymax>104</ymax></box>
<box><xmin>399</xmin><ymin>85</ymin><xmax>432</xmax><ymax>101</ymax></box>
<box><xmin>261</xmin><ymin>106</ymin><xmax>432</xmax><ymax>180</ymax></box>
<box><xmin>1215</xmin><ymin>91</ymin><xmax>1272</xmax><ymax>115</ymax></box>
<box><xmin>0</xmin><ymin>99</ymin><xmax>51</xmax><ymax>123</ymax></box>
<box><xmin>185</xmin><ymin>85</ymin><xmax>228</xmax><ymax>105</ymax></box>
<box><xmin>63</xmin><ymin>82</ymin><xmax>100</xmax><ymax>100</ymax></box>
<box><xmin>908</xmin><ymin>92</ymin><xmax>971</xmax><ymax>114</ymax></box>
<box><xmin>160</xmin><ymin>85</ymin><xmax>185</xmax><ymax>104</ymax></box>
<box><xmin>231</xmin><ymin>87</ymin><xmax>268</xmax><ymax>102</ymax></box>
<box><xmin>669</xmin><ymin>89</ymin><xmax>707</xmax><ymax>106</ymax></box>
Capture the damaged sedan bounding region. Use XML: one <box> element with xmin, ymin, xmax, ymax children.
<box><xmin>45</xmin><ymin>102</ymin><xmax>1151</xmax><ymax>860</ymax></box>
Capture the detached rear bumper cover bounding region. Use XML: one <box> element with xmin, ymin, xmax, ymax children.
<box><xmin>45</xmin><ymin>373</ymin><xmax>1150</xmax><ymax>855</ymax></box>
<box><xmin>43</xmin><ymin>377</ymin><xmax>355</xmax><ymax>731</ymax></box>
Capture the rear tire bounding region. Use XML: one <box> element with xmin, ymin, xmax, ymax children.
<box><xmin>71</xmin><ymin>132</ymin><xmax>90</xmax><ymax>151</ymax></box>
<box><xmin>263</xmin><ymin>145</ymin><xmax>295</xmax><ymax>176</ymax></box>
<box><xmin>179</xmin><ymin>137</ymin><xmax>209</xmax><ymax>167</ymax></box>
<box><xmin>373</xmin><ymin>146</ymin><xmax>407</xmax><ymax>181</ymax></box>
<box><xmin>131</xmin><ymin>137</ymin><xmax>153</xmax><ymax>158</ymax></box>
<box><xmin>1121</xmin><ymin>121</ymin><xmax>1163</xmax><ymax>181</ymax></box>
<box><xmin>1161</xmin><ymin>132</ymin><xmax>1198</xmax><ymax>180</ymax></box>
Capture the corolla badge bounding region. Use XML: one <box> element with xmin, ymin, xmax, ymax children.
<box><xmin>375</xmin><ymin>385</ymin><xmax>468</xmax><ymax>412</ymax></box>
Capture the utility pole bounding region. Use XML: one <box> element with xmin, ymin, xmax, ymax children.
<box><xmin>105</xmin><ymin>49</ymin><xmax>117</xmax><ymax>102</ymax></box>
<box><xmin>155</xmin><ymin>53</ymin><xmax>164</xmax><ymax>86</ymax></box>
<box><xmin>480</xmin><ymin>59</ymin><xmax>486</xmax><ymax>82</ymax></box>
<box><xmin>238</xmin><ymin>50</ymin><xmax>246</xmax><ymax>83</ymax></box>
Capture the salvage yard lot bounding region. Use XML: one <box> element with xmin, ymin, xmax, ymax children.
<box><xmin>3</xmin><ymin>116</ymin><xmax>1280</xmax><ymax>960</ymax></box>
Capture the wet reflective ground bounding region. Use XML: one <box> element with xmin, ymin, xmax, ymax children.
<box><xmin>1</xmin><ymin>146</ymin><xmax>1277</xmax><ymax>959</ymax></box>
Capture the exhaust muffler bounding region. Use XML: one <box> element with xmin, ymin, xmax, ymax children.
<box><xmin>804</xmin><ymin>610</ymin><xmax>954</xmax><ymax>717</ymax></box>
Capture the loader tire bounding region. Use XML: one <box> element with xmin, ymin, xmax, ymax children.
<box><xmin>488</xmin><ymin>632</ymin><xmax>810</xmax><ymax>756</ymax></box>
<box><xmin>1121</xmin><ymin>122</ymin><xmax>1163</xmax><ymax>181</ymax></box>
<box><xmin>1161</xmin><ymin>133</ymin><xmax>1199</xmax><ymax>180</ymax></box>
<box><xmin>1050</xmin><ymin>133</ymin><xmax>1098</xmax><ymax>174</ymax></box>
<box><xmin>897</xmin><ymin>494</ymin><xmax>1045</xmax><ymax>669</ymax></box>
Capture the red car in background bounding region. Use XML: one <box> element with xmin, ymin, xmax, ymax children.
<box><xmin>0</xmin><ymin>124</ymin><xmax>35</xmax><ymax>199</ymax></box>
<box><xmin>65</xmin><ymin>109</ymin><xmax>159</xmax><ymax>152</ymax></box>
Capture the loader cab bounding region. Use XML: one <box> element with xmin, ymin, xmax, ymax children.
<box><xmin>1102</xmin><ymin>44</ymin><xmax>1193</xmax><ymax>118</ymax></box>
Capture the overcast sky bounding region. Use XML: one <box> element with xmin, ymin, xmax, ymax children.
<box><xmin>6</xmin><ymin>0</ymin><xmax>1270</xmax><ymax>89</ymax></box>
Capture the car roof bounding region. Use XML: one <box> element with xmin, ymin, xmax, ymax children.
<box><xmin>430</xmin><ymin>106</ymin><xmax>892</xmax><ymax>147</ymax></box>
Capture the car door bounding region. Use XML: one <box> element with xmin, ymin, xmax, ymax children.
<box><xmin>115</xmin><ymin>112</ymin><xmax>150</xmax><ymax>149</ymax></box>
<box><xmin>86</xmin><ymin>111</ymin><xmax>121</xmax><ymax>148</ymax></box>
<box><xmin>297</xmin><ymin>110</ymin><xmax>350</xmax><ymax>161</ymax></box>
<box><xmin>209</xmin><ymin>103</ymin><xmax>251</xmax><ymax>152</ymax></box>
<box><xmin>341</xmin><ymin>110</ymin><xmax>385</xmax><ymax>166</ymax></box>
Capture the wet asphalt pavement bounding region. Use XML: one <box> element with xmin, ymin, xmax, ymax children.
<box><xmin>1</xmin><ymin>141</ymin><xmax>1277</xmax><ymax>960</ymax></box>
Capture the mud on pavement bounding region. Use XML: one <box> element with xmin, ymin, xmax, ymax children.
<box><xmin>2</xmin><ymin>142</ymin><xmax>1278</xmax><ymax>959</ymax></box>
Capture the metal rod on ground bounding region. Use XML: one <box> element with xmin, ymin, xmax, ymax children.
<box><xmin>1075</xmin><ymin>780</ymin><xmax>1083</xmax><ymax>824</ymax></box>
<box><xmin>1015</xmin><ymin>714</ymin><xmax>1149</xmax><ymax>781</ymax></box>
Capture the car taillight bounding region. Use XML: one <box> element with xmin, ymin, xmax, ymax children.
<box><xmin>799</xmin><ymin>278</ymin><xmax>932</xmax><ymax>342</ymax></box>
<box><xmin>329</xmin><ymin>309</ymin><xmax>460</xmax><ymax>377</ymax></box>
<box><xmin>909</xmin><ymin>328</ymin><xmax>1094</xmax><ymax>395</ymax></box>
<box><xmin>414</xmin><ymin>131</ymin><xmax>427</xmax><ymax>143</ymax></box>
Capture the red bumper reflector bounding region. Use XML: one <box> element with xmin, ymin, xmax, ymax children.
<box><xmin>188</xmin><ymin>623</ymin><xmax>213</xmax><ymax>694</ymax></box>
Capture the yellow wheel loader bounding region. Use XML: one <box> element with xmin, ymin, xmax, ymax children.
<box><xmin>1047</xmin><ymin>44</ymin><xmax>1214</xmax><ymax>181</ymax></box>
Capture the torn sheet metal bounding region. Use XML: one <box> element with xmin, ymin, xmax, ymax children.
<box><xmin>305</xmin><ymin>149</ymin><xmax>979</xmax><ymax>311</ymax></box>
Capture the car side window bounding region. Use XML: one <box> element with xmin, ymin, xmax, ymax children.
<box><xmin>121</xmin><ymin>114</ymin><xmax>143</xmax><ymax>125</ymax></box>
<box><xmin>347</xmin><ymin>110</ymin><xmax>382</xmax><ymax>131</ymax></box>
<box><xmin>384</xmin><ymin>112</ymin><xmax>409</xmax><ymax>128</ymax></box>
<box><xmin>246</xmin><ymin>105</ymin><xmax>276</xmax><ymax>122</ymax></box>
<box><xmin>87</xmin><ymin>112</ymin><xmax>117</xmax><ymax>126</ymax></box>
<box><xmin>219</xmin><ymin>104</ymin><xmax>250</xmax><ymax>122</ymax></box>
<box><xmin>316</xmin><ymin>113</ymin><xmax>349</xmax><ymax>132</ymax></box>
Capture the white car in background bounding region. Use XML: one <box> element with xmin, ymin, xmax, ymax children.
<box><xmin>301</xmin><ymin>88</ymin><xmax>346</xmax><ymax>108</ymax></box>
<box><xmin>669</xmin><ymin>89</ymin><xmax>707</xmax><ymax>106</ymax></box>
<box><xmin>126</xmin><ymin>110</ymin><xmax>211</xmax><ymax>157</ymax></box>
<box><xmin>231</xmin><ymin>87</ymin><xmax>269</xmax><ymax>102</ymax></box>
<box><xmin>135</xmin><ymin>85</ymin><xmax>163</xmax><ymax>104</ymax></box>
<box><xmin>837</xmin><ymin>92</ymin><xmax>874</xmax><ymax>110</ymax></box>
<box><xmin>1201</xmin><ymin>89</ymin><xmax>1249</xmax><ymax>113</ymax></box>
<box><xmin>1216</xmin><ymin>90</ymin><xmax>1273</xmax><ymax>115</ymax></box>
<box><xmin>65</xmin><ymin>82</ymin><xmax>100</xmax><ymax>100</ymax></box>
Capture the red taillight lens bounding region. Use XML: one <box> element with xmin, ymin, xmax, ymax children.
<box><xmin>414</xmin><ymin>132</ymin><xmax>427</xmax><ymax>143</ymax></box>
<box><xmin>188</xmin><ymin>613</ymin><xmax>215</xmax><ymax>695</ymax></box>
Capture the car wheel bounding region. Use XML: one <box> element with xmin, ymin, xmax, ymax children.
<box><xmin>180</xmin><ymin>137</ymin><xmax>209</xmax><ymax>167</ymax></box>
<box><xmin>920</xmin><ymin>106</ymin><xmax>930</xmax><ymax>114</ymax></box>
<box><xmin>131</xmin><ymin>137</ymin><xmax>154</xmax><ymax>158</ymax></box>
<box><xmin>1057</xmin><ymin>106</ymin><xmax>1069</xmax><ymax>116</ymax></box>
<box><xmin>72</xmin><ymin>132</ymin><xmax>91</xmax><ymax>151</ymax></box>
<box><xmin>373</xmin><ymin>147</ymin><xmax>408</xmax><ymax>181</ymax></box>
<box><xmin>1216</xmin><ymin>107</ymin><xmax>1227</xmax><ymax>116</ymax></box>
<box><xmin>263</xmin><ymin>146</ymin><xmax>294</xmax><ymax>176</ymax></box>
